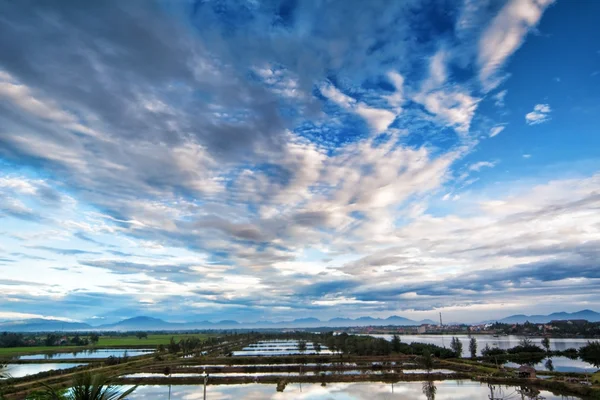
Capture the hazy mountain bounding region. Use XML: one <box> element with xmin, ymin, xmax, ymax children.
<box><xmin>97</xmin><ymin>316</ymin><xmax>181</xmax><ymax>331</ymax></box>
<box><xmin>3</xmin><ymin>310</ymin><xmax>596</xmax><ymax>332</ymax></box>
<box><xmin>0</xmin><ymin>314</ymin><xmax>433</xmax><ymax>332</ymax></box>
<box><xmin>494</xmin><ymin>309</ymin><xmax>600</xmax><ymax>324</ymax></box>
<box><xmin>0</xmin><ymin>318</ymin><xmax>92</xmax><ymax>332</ymax></box>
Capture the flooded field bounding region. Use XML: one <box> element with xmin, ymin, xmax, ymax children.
<box><xmin>370</xmin><ymin>334</ymin><xmax>590</xmax><ymax>357</ymax></box>
<box><xmin>122</xmin><ymin>381</ymin><xmax>582</xmax><ymax>399</ymax></box>
<box><xmin>504</xmin><ymin>356</ymin><xmax>596</xmax><ymax>373</ymax></box>
<box><xmin>233</xmin><ymin>340</ymin><xmax>334</xmax><ymax>356</ymax></box>
<box><xmin>0</xmin><ymin>363</ymin><xmax>85</xmax><ymax>379</ymax></box>
<box><xmin>16</xmin><ymin>348</ymin><xmax>154</xmax><ymax>360</ymax></box>
<box><xmin>122</xmin><ymin>369</ymin><xmax>456</xmax><ymax>378</ymax></box>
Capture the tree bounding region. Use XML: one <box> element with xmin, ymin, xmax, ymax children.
<box><xmin>33</xmin><ymin>373</ymin><xmax>137</xmax><ymax>400</ymax></box>
<box><xmin>313</xmin><ymin>342</ymin><xmax>321</xmax><ymax>354</ymax></box>
<box><xmin>0</xmin><ymin>363</ymin><xmax>8</xmax><ymax>379</ymax></box>
<box><xmin>44</xmin><ymin>334</ymin><xmax>58</xmax><ymax>347</ymax></box>
<box><xmin>544</xmin><ymin>358</ymin><xmax>554</xmax><ymax>372</ymax></box>
<box><xmin>391</xmin><ymin>335</ymin><xmax>402</xmax><ymax>353</ymax></box>
<box><xmin>298</xmin><ymin>340</ymin><xmax>307</xmax><ymax>353</ymax></box>
<box><xmin>469</xmin><ymin>337</ymin><xmax>477</xmax><ymax>359</ymax></box>
<box><xmin>167</xmin><ymin>337</ymin><xmax>180</xmax><ymax>354</ymax></box>
<box><xmin>450</xmin><ymin>337</ymin><xmax>463</xmax><ymax>358</ymax></box>
<box><xmin>579</xmin><ymin>341</ymin><xmax>600</xmax><ymax>368</ymax></box>
<box><xmin>519</xmin><ymin>337</ymin><xmax>534</xmax><ymax>347</ymax></box>
<box><xmin>421</xmin><ymin>349</ymin><xmax>434</xmax><ymax>372</ymax></box>
<box><xmin>135</xmin><ymin>332</ymin><xmax>148</xmax><ymax>340</ymax></box>
<box><xmin>541</xmin><ymin>337</ymin><xmax>550</xmax><ymax>353</ymax></box>
<box><xmin>89</xmin><ymin>334</ymin><xmax>99</xmax><ymax>345</ymax></box>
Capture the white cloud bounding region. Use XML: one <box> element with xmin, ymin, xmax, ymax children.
<box><xmin>478</xmin><ymin>0</ymin><xmax>555</xmax><ymax>91</ymax></box>
<box><xmin>384</xmin><ymin>71</ymin><xmax>404</xmax><ymax>109</ymax></box>
<box><xmin>525</xmin><ymin>103</ymin><xmax>551</xmax><ymax>125</ymax></box>
<box><xmin>0</xmin><ymin>311</ymin><xmax>77</xmax><ymax>322</ymax></box>
<box><xmin>320</xmin><ymin>83</ymin><xmax>397</xmax><ymax>133</ymax></box>
<box><xmin>523</xmin><ymin>154</ymin><xmax>532</xmax><ymax>158</ymax></box>
<box><xmin>493</xmin><ymin>90</ymin><xmax>507</xmax><ymax>107</ymax></box>
<box><xmin>489</xmin><ymin>125</ymin><xmax>505</xmax><ymax>137</ymax></box>
<box><xmin>469</xmin><ymin>161</ymin><xmax>496</xmax><ymax>171</ymax></box>
<box><xmin>414</xmin><ymin>50</ymin><xmax>479</xmax><ymax>134</ymax></box>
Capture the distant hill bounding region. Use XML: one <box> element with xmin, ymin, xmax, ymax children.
<box><xmin>494</xmin><ymin>309</ymin><xmax>600</xmax><ymax>324</ymax></box>
<box><xmin>0</xmin><ymin>314</ymin><xmax>435</xmax><ymax>332</ymax></box>
<box><xmin>0</xmin><ymin>318</ymin><xmax>92</xmax><ymax>332</ymax></box>
<box><xmin>4</xmin><ymin>310</ymin><xmax>596</xmax><ymax>332</ymax></box>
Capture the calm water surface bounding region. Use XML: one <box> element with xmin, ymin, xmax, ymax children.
<box><xmin>370</xmin><ymin>334</ymin><xmax>589</xmax><ymax>357</ymax></box>
<box><xmin>124</xmin><ymin>381</ymin><xmax>581</xmax><ymax>399</ymax></box>
<box><xmin>17</xmin><ymin>348</ymin><xmax>154</xmax><ymax>360</ymax></box>
<box><xmin>233</xmin><ymin>340</ymin><xmax>334</xmax><ymax>356</ymax></box>
<box><xmin>504</xmin><ymin>356</ymin><xmax>596</xmax><ymax>373</ymax></box>
<box><xmin>1</xmin><ymin>363</ymin><xmax>84</xmax><ymax>379</ymax></box>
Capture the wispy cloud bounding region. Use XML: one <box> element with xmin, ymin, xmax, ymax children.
<box><xmin>526</xmin><ymin>103</ymin><xmax>552</xmax><ymax>125</ymax></box>
<box><xmin>478</xmin><ymin>0</ymin><xmax>555</xmax><ymax>90</ymax></box>
<box><xmin>489</xmin><ymin>125</ymin><xmax>506</xmax><ymax>137</ymax></box>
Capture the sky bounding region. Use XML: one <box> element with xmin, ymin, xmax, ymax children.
<box><xmin>0</xmin><ymin>0</ymin><xmax>599</xmax><ymax>325</ymax></box>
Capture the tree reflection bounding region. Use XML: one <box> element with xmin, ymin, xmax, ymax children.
<box><xmin>517</xmin><ymin>385</ymin><xmax>542</xmax><ymax>399</ymax></box>
<box><xmin>422</xmin><ymin>380</ymin><xmax>436</xmax><ymax>400</ymax></box>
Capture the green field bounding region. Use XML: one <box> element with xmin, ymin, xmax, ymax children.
<box><xmin>96</xmin><ymin>333</ymin><xmax>212</xmax><ymax>346</ymax></box>
<box><xmin>0</xmin><ymin>333</ymin><xmax>214</xmax><ymax>357</ymax></box>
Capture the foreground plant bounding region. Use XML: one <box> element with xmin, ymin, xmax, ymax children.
<box><xmin>32</xmin><ymin>373</ymin><xmax>136</xmax><ymax>400</ymax></box>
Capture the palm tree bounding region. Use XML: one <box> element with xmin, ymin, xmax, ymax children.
<box><xmin>35</xmin><ymin>373</ymin><xmax>136</xmax><ymax>400</ymax></box>
<box><xmin>0</xmin><ymin>363</ymin><xmax>8</xmax><ymax>379</ymax></box>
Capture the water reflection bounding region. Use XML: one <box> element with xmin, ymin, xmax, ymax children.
<box><xmin>17</xmin><ymin>348</ymin><xmax>153</xmax><ymax>360</ymax></box>
<box><xmin>233</xmin><ymin>340</ymin><xmax>334</xmax><ymax>356</ymax></box>
<box><xmin>422</xmin><ymin>380</ymin><xmax>436</xmax><ymax>400</ymax></box>
<box><xmin>0</xmin><ymin>363</ymin><xmax>85</xmax><ymax>379</ymax></box>
<box><xmin>504</xmin><ymin>356</ymin><xmax>595</xmax><ymax>373</ymax></box>
<box><xmin>124</xmin><ymin>381</ymin><xmax>581</xmax><ymax>399</ymax></box>
<box><xmin>369</xmin><ymin>334</ymin><xmax>588</xmax><ymax>357</ymax></box>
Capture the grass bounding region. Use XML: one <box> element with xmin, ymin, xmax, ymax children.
<box><xmin>0</xmin><ymin>334</ymin><xmax>214</xmax><ymax>356</ymax></box>
<box><xmin>96</xmin><ymin>333</ymin><xmax>212</xmax><ymax>346</ymax></box>
<box><xmin>592</xmin><ymin>370</ymin><xmax>600</xmax><ymax>384</ymax></box>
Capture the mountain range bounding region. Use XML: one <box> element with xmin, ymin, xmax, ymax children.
<box><xmin>492</xmin><ymin>309</ymin><xmax>600</xmax><ymax>324</ymax></box>
<box><xmin>0</xmin><ymin>310</ymin><xmax>598</xmax><ymax>332</ymax></box>
<box><xmin>0</xmin><ymin>315</ymin><xmax>436</xmax><ymax>332</ymax></box>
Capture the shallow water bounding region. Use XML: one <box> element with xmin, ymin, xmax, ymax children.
<box><xmin>370</xmin><ymin>334</ymin><xmax>589</xmax><ymax>357</ymax></box>
<box><xmin>17</xmin><ymin>348</ymin><xmax>154</xmax><ymax>360</ymax></box>
<box><xmin>233</xmin><ymin>340</ymin><xmax>334</xmax><ymax>356</ymax></box>
<box><xmin>122</xmin><ymin>381</ymin><xmax>582</xmax><ymax>399</ymax></box>
<box><xmin>121</xmin><ymin>369</ymin><xmax>456</xmax><ymax>378</ymax></box>
<box><xmin>504</xmin><ymin>356</ymin><xmax>596</xmax><ymax>373</ymax></box>
<box><xmin>0</xmin><ymin>363</ymin><xmax>85</xmax><ymax>379</ymax></box>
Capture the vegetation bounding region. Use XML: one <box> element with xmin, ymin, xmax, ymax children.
<box><xmin>506</xmin><ymin>338</ymin><xmax>544</xmax><ymax>354</ymax></box>
<box><xmin>313</xmin><ymin>342</ymin><xmax>321</xmax><ymax>354</ymax></box>
<box><xmin>486</xmin><ymin>320</ymin><xmax>600</xmax><ymax>337</ymax></box>
<box><xmin>28</xmin><ymin>373</ymin><xmax>137</xmax><ymax>400</ymax></box>
<box><xmin>450</xmin><ymin>337</ymin><xmax>463</xmax><ymax>357</ymax></box>
<box><xmin>298</xmin><ymin>340</ymin><xmax>307</xmax><ymax>353</ymax></box>
<box><xmin>0</xmin><ymin>362</ymin><xmax>8</xmax><ymax>379</ymax></box>
<box><xmin>391</xmin><ymin>335</ymin><xmax>402</xmax><ymax>353</ymax></box>
<box><xmin>578</xmin><ymin>340</ymin><xmax>600</xmax><ymax>368</ymax></box>
<box><xmin>421</xmin><ymin>349</ymin><xmax>434</xmax><ymax>372</ymax></box>
<box><xmin>469</xmin><ymin>337</ymin><xmax>477</xmax><ymax>359</ymax></box>
<box><xmin>541</xmin><ymin>336</ymin><xmax>550</xmax><ymax>352</ymax></box>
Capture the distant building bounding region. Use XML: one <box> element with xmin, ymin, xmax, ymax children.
<box><xmin>417</xmin><ymin>325</ymin><xmax>427</xmax><ymax>334</ymax></box>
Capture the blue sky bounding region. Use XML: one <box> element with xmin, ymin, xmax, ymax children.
<box><xmin>0</xmin><ymin>0</ymin><xmax>599</xmax><ymax>324</ymax></box>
